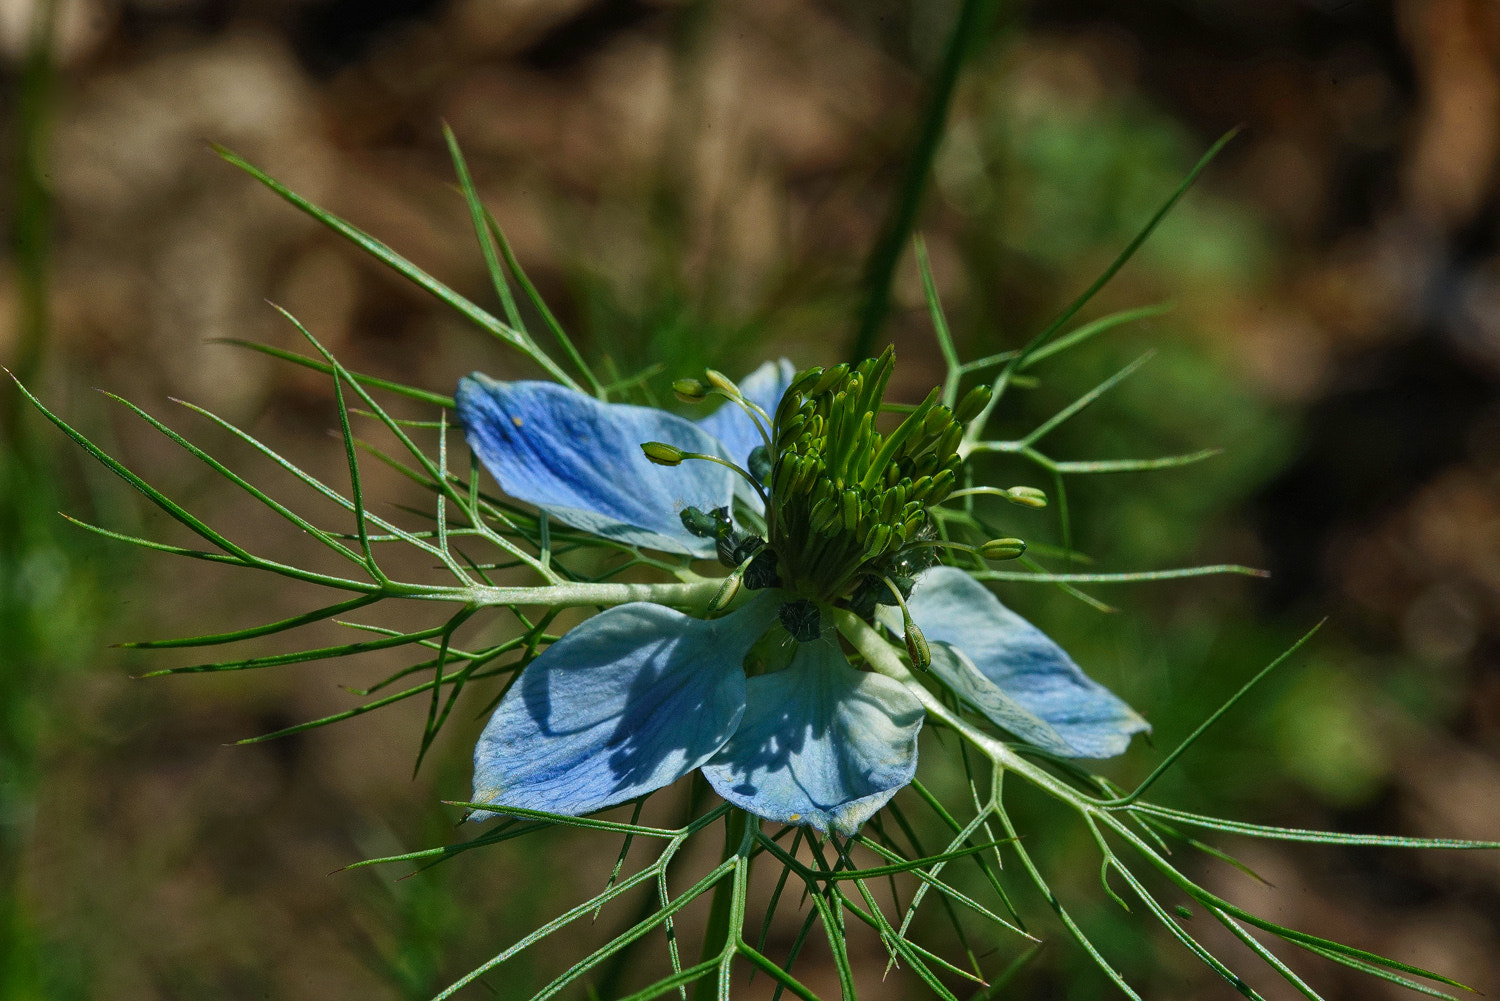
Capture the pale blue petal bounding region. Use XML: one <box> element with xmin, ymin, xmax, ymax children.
<box><xmin>694</xmin><ymin>359</ymin><xmax>796</xmax><ymax>470</ymax></box>
<box><xmin>469</xmin><ymin>596</ymin><xmax>780</xmax><ymax>821</ymax></box>
<box><xmin>903</xmin><ymin>566</ymin><xmax>1148</xmax><ymax>758</ymax></box>
<box><xmin>456</xmin><ymin>375</ymin><xmax>735</xmax><ymax>556</ymax></box>
<box><xmin>701</xmin><ymin>637</ymin><xmax>923</xmax><ymax>837</ymax></box>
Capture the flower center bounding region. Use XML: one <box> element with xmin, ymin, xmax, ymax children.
<box><xmin>762</xmin><ymin>347</ymin><xmax>990</xmax><ymax>607</ymax></box>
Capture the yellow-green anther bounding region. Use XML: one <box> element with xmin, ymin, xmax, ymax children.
<box><xmin>776</xmin><ymin>414</ymin><xmax>806</xmax><ymax>450</ymax></box>
<box><xmin>1006</xmin><ymin>486</ymin><xmax>1048</xmax><ymax>508</ymax></box>
<box><xmin>904</xmin><ymin>615</ymin><xmax>931</xmax><ymax>672</ymax></box>
<box><xmin>840</xmin><ymin>488</ymin><xmax>861</xmax><ymax>531</ymax></box>
<box><xmin>844</xmin><ymin>375</ymin><xmax>863</xmax><ymax>408</ymax></box>
<box><xmin>641</xmin><ymin>441</ymin><xmax>685</xmax><ymax>466</ymax></box>
<box><xmin>810</xmin><ymin>496</ymin><xmax>841</xmax><ymax>534</ymax></box>
<box><xmin>672</xmin><ymin>378</ymin><xmax>709</xmax><ymax>403</ymax></box>
<box><xmin>954</xmin><ymin>383</ymin><xmax>993</xmax><ymax>424</ymax></box>
<box><xmin>979</xmin><ymin>538</ymin><xmax>1027</xmax><ymax>560</ymax></box>
<box><xmin>704</xmin><ymin>369</ymin><xmax>740</xmax><ymax>395</ymax></box>
<box><xmin>929</xmin><ymin>468</ymin><xmax>957</xmax><ymax>501</ymax></box>
<box><xmin>775</xmin><ymin>388</ymin><xmax>804</xmax><ymax>428</ymax></box>
<box><xmin>862</xmin><ymin>523</ymin><xmax>893</xmax><ymax>561</ymax></box>
<box><xmin>709</xmin><ymin>566</ymin><xmax>743</xmax><ymax>612</ymax></box>
<box><xmin>788</xmin><ymin>366</ymin><xmax>822</xmax><ymax>395</ymax></box>
<box><xmin>810</xmin><ymin>363</ymin><xmax>848</xmax><ymax>397</ymax></box>
<box><xmin>935</xmin><ymin>422</ymin><xmax>964</xmax><ymax>460</ymax></box>
<box><xmin>771</xmin><ymin>452</ymin><xmax>796</xmax><ymax>492</ymax></box>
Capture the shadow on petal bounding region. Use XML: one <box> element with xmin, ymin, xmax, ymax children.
<box><xmin>701</xmin><ymin>637</ymin><xmax>923</xmax><ymax>837</ymax></box>
<box><xmin>904</xmin><ymin>566</ymin><xmax>1149</xmax><ymax>758</ymax></box>
<box><xmin>470</xmin><ymin>596</ymin><xmax>779</xmax><ymax>820</ymax></box>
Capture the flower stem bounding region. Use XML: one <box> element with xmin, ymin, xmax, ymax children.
<box><xmin>691</xmin><ymin>808</ymin><xmax>749</xmax><ymax>1001</ymax></box>
<box><xmin>440</xmin><ymin>578</ymin><xmax>721</xmax><ymax>611</ymax></box>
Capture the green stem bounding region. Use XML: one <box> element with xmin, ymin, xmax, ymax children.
<box><xmin>848</xmin><ymin>0</ymin><xmax>997</xmax><ymax>363</ymax></box>
<box><xmin>1</xmin><ymin>4</ymin><xmax>56</xmax><ymax>997</ymax></box>
<box><xmin>691</xmin><ymin>808</ymin><xmax>747</xmax><ymax>1001</ymax></box>
<box><xmin>457</xmin><ymin>578</ymin><xmax>719</xmax><ymax>610</ymax></box>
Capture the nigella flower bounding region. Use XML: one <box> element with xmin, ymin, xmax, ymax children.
<box><xmin>454</xmin><ymin>354</ymin><xmax>1148</xmax><ymax>837</ymax></box>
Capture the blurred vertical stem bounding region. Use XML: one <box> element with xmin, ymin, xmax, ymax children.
<box><xmin>4</xmin><ymin>0</ymin><xmax>53</xmax><ymax>419</ymax></box>
<box><xmin>1</xmin><ymin>1</ymin><xmax>56</xmax><ymax>997</ymax></box>
<box><xmin>848</xmin><ymin>0</ymin><xmax>999</xmax><ymax>363</ymax></box>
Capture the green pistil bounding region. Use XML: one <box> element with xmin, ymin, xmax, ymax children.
<box><xmin>765</xmin><ymin>347</ymin><xmax>990</xmax><ymax>604</ymax></box>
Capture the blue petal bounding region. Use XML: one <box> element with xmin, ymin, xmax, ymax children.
<box><xmin>693</xmin><ymin>359</ymin><xmax>796</xmax><ymax>470</ymax></box>
<box><xmin>456</xmin><ymin>375</ymin><xmax>736</xmax><ymax>556</ymax></box>
<box><xmin>902</xmin><ymin>566</ymin><xmax>1148</xmax><ymax>758</ymax></box>
<box><xmin>701</xmin><ymin>637</ymin><xmax>924</xmax><ymax>837</ymax></box>
<box><xmin>469</xmin><ymin>596</ymin><xmax>780</xmax><ymax>821</ymax></box>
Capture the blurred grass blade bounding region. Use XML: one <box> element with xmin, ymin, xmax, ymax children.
<box><xmin>849</xmin><ymin>0</ymin><xmax>999</xmax><ymax>362</ymax></box>
<box><xmin>217</xmin><ymin>339</ymin><xmax>454</xmax><ymax>407</ymax></box>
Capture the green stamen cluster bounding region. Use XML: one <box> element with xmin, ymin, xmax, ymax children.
<box><xmin>765</xmin><ymin>347</ymin><xmax>990</xmax><ymax>604</ymax></box>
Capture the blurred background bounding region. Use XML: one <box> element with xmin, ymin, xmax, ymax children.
<box><xmin>3</xmin><ymin>0</ymin><xmax>1500</xmax><ymax>998</ymax></box>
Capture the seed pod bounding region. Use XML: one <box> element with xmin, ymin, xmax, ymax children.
<box><xmin>641</xmin><ymin>441</ymin><xmax>685</xmax><ymax>466</ymax></box>
<box><xmin>954</xmin><ymin>383</ymin><xmax>993</xmax><ymax>425</ymax></box>
<box><xmin>672</xmin><ymin>378</ymin><xmax>709</xmax><ymax>403</ymax></box>
<box><xmin>978</xmin><ymin>537</ymin><xmax>1027</xmax><ymax>560</ymax></box>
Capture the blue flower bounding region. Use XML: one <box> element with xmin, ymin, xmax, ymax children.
<box><xmin>455</xmin><ymin>361</ymin><xmax>1148</xmax><ymax>836</ymax></box>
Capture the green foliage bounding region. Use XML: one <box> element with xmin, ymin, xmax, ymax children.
<box><xmin>13</xmin><ymin>123</ymin><xmax>1497</xmax><ymax>1001</ymax></box>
